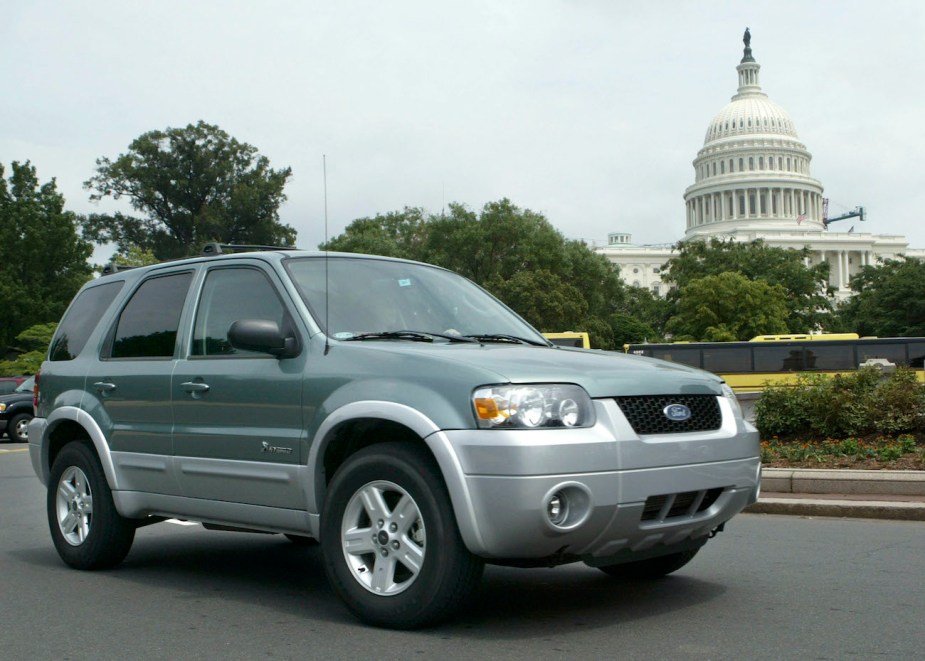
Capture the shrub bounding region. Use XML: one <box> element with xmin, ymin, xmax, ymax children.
<box><xmin>755</xmin><ymin>368</ymin><xmax>925</xmax><ymax>439</ymax></box>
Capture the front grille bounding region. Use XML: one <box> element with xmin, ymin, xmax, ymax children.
<box><xmin>641</xmin><ymin>488</ymin><xmax>724</xmax><ymax>522</ymax></box>
<box><xmin>614</xmin><ymin>394</ymin><xmax>722</xmax><ymax>434</ymax></box>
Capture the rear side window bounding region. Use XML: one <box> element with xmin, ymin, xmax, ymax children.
<box><xmin>109</xmin><ymin>272</ymin><xmax>193</xmax><ymax>359</ymax></box>
<box><xmin>49</xmin><ymin>281</ymin><xmax>124</xmax><ymax>361</ymax></box>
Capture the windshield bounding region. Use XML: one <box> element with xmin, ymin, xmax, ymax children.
<box><xmin>284</xmin><ymin>256</ymin><xmax>547</xmax><ymax>343</ymax></box>
<box><xmin>15</xmin><ymin>376</ymin><xmax>34</xmax><ymax>393</ymax></box>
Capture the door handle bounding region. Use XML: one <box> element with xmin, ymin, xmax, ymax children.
<box><xmin>180</xmin><ymin>381</ymin><xmax>210</xmax><ymax>393</ymax></box>
<box><xmin>93</xmin><ymin>381</ymin><xmax>116</xmax><ymax>393</ymax></box>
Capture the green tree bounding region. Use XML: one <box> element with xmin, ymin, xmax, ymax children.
<box><xmin>322</xmin><ymin>207</ymin><xmax>428</xmax><ymax>260</ymax></box>
<box><xmin>835</xmin><ymin>257</ymin><xmax>925</xmax><ymax>336</ymax></box>
<box><xmin>666</xmin><ymin>271</ymin><xmax>790</xmax><ymax>341</ymax></box>
<box><xmin>614</xmin><ymin>286</ymin><xmax>671</xmax><ymax>344</ymax></box>
<box><xmin>83</xmin><ymin>120</ymin><xmax>296</xmax><ymax>260</ymax></box>
<box><xmin>491</xmin><ymin>269</ymin><xmax>588</xmax><ymax>333</ymax></box>
<box><xmin>0</xmin><ymin>162</ymin><xmax>93</xmax><ymax>351</ymax></box>
<box><xmin>0</xmin><ymin>322</ymin><xmax>57</xmax><ymax>375</ymax></box>
<box><xmin>662</xmin><ymin>238</ymin><xmax>832</xmax><ymax>332</ymax></box>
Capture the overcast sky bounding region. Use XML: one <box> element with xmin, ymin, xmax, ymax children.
<box><xmin>3</xmin><ymin>1</ymin><xmax>924</xmax><ymax>261</ymax></box>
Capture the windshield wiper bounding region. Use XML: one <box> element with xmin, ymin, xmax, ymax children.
<box><xmin>344</xmin><ymin>330</ymin><xmax>479</xmax><ymax>343</ymax></box>
<box><xmin>462</xmin><ymin>333</ymin><xmax>549</xmax><ymax>346</ymax></box>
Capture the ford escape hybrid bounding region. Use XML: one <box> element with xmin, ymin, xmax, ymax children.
<box><xmin>29</xmin><ymin>244</ymin><xmax>761</xmax><ymax>629</ymax></box>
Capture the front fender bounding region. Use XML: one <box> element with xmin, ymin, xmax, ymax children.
<box><xmin>305</xmin><ymin>400</ymin><xmax>486</xmax><ymax>554</ymax></box>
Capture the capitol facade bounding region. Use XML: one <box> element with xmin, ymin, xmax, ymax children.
<box><xmin>596</xmin><ymin>30</ymin><xmax>922</xmax><ymax>300</ymax></box>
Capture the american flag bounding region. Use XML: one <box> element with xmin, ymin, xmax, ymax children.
<box><xmin>796</xmin><ymin>214</ymin><xmax>807</xmax><ymax>225</ymax></box>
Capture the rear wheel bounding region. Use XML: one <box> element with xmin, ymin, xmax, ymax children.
<box><xmin>598</xmin><ymin>548</ymin><xmax>700</xmax><ymax>579</ymax></box>
<box><xmin>47</xmin><ymin>442</ymin><xmax>136</xmax><ymax>569</ymax></box>
<box><xmin>321</xmin><ymin>442</ymin><xmax>483</xmax><ymax>629</ymax></box>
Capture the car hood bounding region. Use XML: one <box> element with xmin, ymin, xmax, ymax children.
<box><xmin>332</xmin><ymin>341</ymin><xmax>723</xmax><ymax>398</ymax></box>
<box><xmin>0</xmin><ymin>391</ymin><xmax>32</xmax><ymax>406</ymax></box>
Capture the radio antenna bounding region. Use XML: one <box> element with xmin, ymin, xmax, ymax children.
<box><xmin>323</xmin><ymin>154</ymin><xmax>330</xmax><ymax>356</ymax></box>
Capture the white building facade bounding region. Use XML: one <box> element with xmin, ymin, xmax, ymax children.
<box><xmin>596</xmin><ymin>32</ymin><xmax>922</xmax><ymax>300</ymax></box>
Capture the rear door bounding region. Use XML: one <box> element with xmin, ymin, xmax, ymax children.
<box><xmin>171</xmin><ymin>263</ymin><xmax>306</xmax><ymax>509</ymax></box>
<box><xmin>87</xmin><ymin>269</ymin><xmax>195</xmax><ymax>496</ymax></box>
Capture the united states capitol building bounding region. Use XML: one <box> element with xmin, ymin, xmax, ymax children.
<box><xmin>595</xmin><ymin>30</ymin><xmax>923</xmax><ymax>300</ymax></box>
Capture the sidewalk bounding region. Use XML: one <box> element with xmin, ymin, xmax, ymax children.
<box><xmin>746</xmin><ymin>468</ymin><xmax>925</xmax><ymax>521</ymax></box>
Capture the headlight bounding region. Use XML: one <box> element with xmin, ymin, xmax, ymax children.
<box><xmin>0</xmin><ymin>403</ymin><xmax>6</xmax><ymax>413</ymax></box>
<box><xmin>473</xmin><ymin>384</ymin><xmax>595</xmax><ymax>429</ymax></box>
<box><xmin>721</xmin><ymin>382</ymin><xmax>743</xmax><ymax>418</ymax></box>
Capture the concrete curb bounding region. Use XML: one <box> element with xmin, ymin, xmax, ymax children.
<box><xmin>748</xmin><ymin>497</ymin><xmax>925</xmax><ymax>521</ymax></box>
<box><xmin>760</xmin><ymin>468</ymin><xmax>925</xmax><ymax>497</ymax></box>
<box><xmin>747</xmin><ymin>468</ymin><xmax>925</xmax><ymax>521</ymax></box>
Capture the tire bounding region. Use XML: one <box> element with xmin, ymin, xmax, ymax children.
<box><xmin>8</xmin><ymin>413</ymin><xmax>32</xmax><ymax>443</ymax></box>
<box><xmin>47</xmin><ymin>441</ymin><xmax>136</xmax><ymax>570</ymax></box>
<box><xmin>320</xmin><ymin>442</ymin><xmax>484</xmax><ymax>629</ymax></box>
<box><xmin>598</xmin><ymin>548</ymin><xmax>700</xmax><ymax>580</ymax></box>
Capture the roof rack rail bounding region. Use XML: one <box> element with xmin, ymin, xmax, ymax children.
<box><xmin>201</xmin><ymin>243</ymin><xmax>297</xmax><ymax>256</ymax></box>
<box><xmin>100</xmin><ymin>263</ymin><xmax>141</xmax><ymax>277</ymax></box>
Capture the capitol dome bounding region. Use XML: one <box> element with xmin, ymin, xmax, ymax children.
<box><xmin>683</xmin><ymin>30</ymin><xmax>825</xmax><ymax>237</ymax></box>
<box><xmin>706</xmin><ymin>96</ymin><xmax>797</xmax><ymax>142</ymax></box>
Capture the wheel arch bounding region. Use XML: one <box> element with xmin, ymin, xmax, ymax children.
<box><xmin>42</xmin><ymin>406</ymin><xmax>119</xmax><ymax>490</ymax></box>
<box><xmin>307</xmin><ymin>401</ymin><xmax>486</xmax><ymax>554</ymax></box>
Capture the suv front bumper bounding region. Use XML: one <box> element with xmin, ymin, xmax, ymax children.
<box><xmin>433</xmin><ymin>397</ymin><xmax>761</xmax><ymax>564</ymax></box>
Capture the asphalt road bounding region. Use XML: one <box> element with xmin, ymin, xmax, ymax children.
<box><xmin>2</xmin><ymin>444</ymin><xmax>924</xmax><ymax>660</ymax></box>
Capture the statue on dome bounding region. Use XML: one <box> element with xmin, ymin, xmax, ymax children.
<box><xmin>743</xmin><ymin>27</ymin><xmax>751</xmax><ymax>48</ymax></box>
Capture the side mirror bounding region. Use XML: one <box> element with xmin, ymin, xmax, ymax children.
<box><xmin>228</xmin><ymin>319</ymin><xmax>300</xmax><ymax>358</ymax></box>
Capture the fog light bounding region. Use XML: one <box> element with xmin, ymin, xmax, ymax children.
<box><xmin>546</xmin><ymin>491</ymin><xmax>568</xmax><ymax>526</ymax></box>
<box><xmin>542</xmin><ymin>482</ymin><xmax>593</xmax><ymax>532</ymax></box>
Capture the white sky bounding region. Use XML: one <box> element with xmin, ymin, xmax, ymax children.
<box><xmin>3</xmin><ymin>1</ymin><xmax>924</xmax><ymax>262</ymax></box>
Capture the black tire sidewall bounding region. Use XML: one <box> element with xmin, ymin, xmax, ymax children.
<box><xmin>47</xmin><ymin>442</ymin><xmax>135</xmax><ymax>570</ymax></box>
<box><xmin>320</xmin><ymin>442</ymin><xmax>481</xmax><ymax>629</ymax></box>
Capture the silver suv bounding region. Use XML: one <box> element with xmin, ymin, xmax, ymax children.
<box><xmin>30</xmin><ymin>245</ymin><xmax>761</xmax><ymax>629</ymax></box>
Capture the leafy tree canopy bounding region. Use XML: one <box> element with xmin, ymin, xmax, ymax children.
<box><xmin>666</xmin><ymin>271</ymin><xmax>790</xmax><ymax>341</ymax></box>
<box><xmin>0</xmin><ymin>323</ymin><xmax>58</xmax><ymax>375</ymax></box>
<box><xmin>82</xmin><ymin>120</ymin><xmax>296</xmax><ymax>260</ymax></box>
<box><xmin>661</xmin><ymin>238</ymin><xmax>833</xmax><ymax>333</ymax></box>
<box><xmin>836</xmin><ymin>257</ymin><xmax>925</xmax><ymax>336</ymax></box>
<box><xmin>324</xmin><ymin>199</ymin><xmax>627</xmax><ymax>348</ymax></box>
<box><xmin>0</xmin><ymin>161</ymin><xmax>93</xmax><ymax>351</ymax></box>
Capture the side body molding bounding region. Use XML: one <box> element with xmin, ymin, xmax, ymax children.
<box><xmin>306</xmin><ymin>400</ymin><xmax>486</xmax><ymax>553</ymax></box>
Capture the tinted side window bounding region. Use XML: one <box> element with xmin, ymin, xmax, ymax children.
<box><xmin>649</xmin><ymin>347</ymin><xmax>701</xmax><ymax>368</ymax></box>
<box><xmin>857</xmin><ymin>343</ymin><xmax>907</xmax><ymax>366</ymax></box>
<box><xmin>907</xmin><ymin>343</ymin><xmax>925</xmax><ymax>368</ymax></box>
<box><xmin>192</xmin><ymin>268</ymin><xmax>286</xmax><ymax>357</ymax></box>
<box><xmin>110</xmin><ymin>272</ymin><xmax>192</xmax><ymax>359</ymax></box>
<box><xmin>49</xmin><ymin>281</ymin><xmax>124</xmax><ymax>361</ymax></box>
<box><xmin>805</xmin><ymin>345</ymin><xmax>854</xmax><ymax>370</ymax></box>
<box><xmin>702</xmin><ymin>347</ymin><xmax>751</xmax><ymax>373</ymax></box>
<box><xmin>754</xmin><ymin>346</ymin><xmax>804</xmax><ymax>372</ymax></box>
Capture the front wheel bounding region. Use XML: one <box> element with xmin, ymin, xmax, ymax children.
<box><xmin>597</xmin><ymin>548</ymin><xmax>700</xmax><ymax>580</ymax></box>
<box><xmin>320</xmin><ymin>442</ymin><xmax>484</xmax><ymax>629</ymax></box>
<box><xmin>8</xmin><ymin>412</ymin><xmax>32</xmax><ymax>443</ymax></box>
<box><xmin>47</xmin><ymin>441</ymin><xmax>136</xmax><ymax>570</ymax></box>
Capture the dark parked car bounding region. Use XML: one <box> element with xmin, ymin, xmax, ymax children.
<box><xmin>0</xmin><ymin>376</ymin><xmax>34</xmax><ymax>443</ymax></box>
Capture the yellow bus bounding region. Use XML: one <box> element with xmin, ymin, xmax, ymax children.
<box><xmin>625</xmin><ymin>335</ymin><xmax>925</xmax><ymax>392</ymax></box>
<box><xmin>544</xmin><ymin>332</ymin><xmax>591</xmax><ymax>349</ymax></box>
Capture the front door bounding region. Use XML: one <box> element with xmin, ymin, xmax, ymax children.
<box><xmin>171</xmin><ymin>265</ymin><xmax>306</xmax><ymax>509</ymax></box>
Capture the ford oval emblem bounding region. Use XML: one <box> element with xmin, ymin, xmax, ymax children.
<box><xmin>663</xmin><ymin>404</ymin><xmax>692</xmax><ymax>422</ymax></box>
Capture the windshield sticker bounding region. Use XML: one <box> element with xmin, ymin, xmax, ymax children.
<box><xmin>334</xmin><ymin>332</ymin><xmax>355</xmax><ymax>339</ymax></box>
<box><xmin>398</xmin><ymin>279</ymin><xmax>412</xmax><ymax>287</ymax></box>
